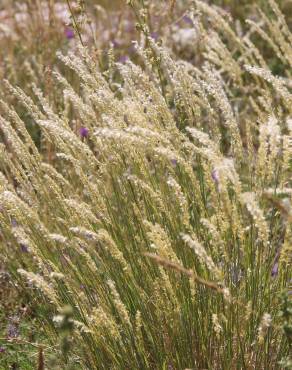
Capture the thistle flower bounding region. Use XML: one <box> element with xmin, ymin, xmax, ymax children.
<box><xmin>11</xmin><ymin>218</ymin><xmax>18</xmax><ymax>227</ymax></box>
<box><xmin>20</xmin><ymin>243</ymin><xmax>29</xmax><ymax>253</ymax></box>
<box><xmin>170</xmin><ymin>158</ymin><xmax>178</xmax><ymax>167</ymax></box>
<box><xmin>118</xmin><ymin>55</ymin><xmax>129</xmax><ymax>64</ymax></box>
<box><xmin>79</xmin><ymin>126</ymin><xmax>89</xmax><ymax>138</ymax></box>
<box><xmin>150</xmin><ymin>32</ymin><xmax>159</xmax><ymax>41</ymax></box>
<box><xmin>211</xmin><ymin>169</ymin><xmax>219</xmax><ymax>184</ymax></box>
<box><xmin>182</xmin><ymin>15</ymin><xmax>193</xmax><ymax>25</ymax></box>
<box><xmin>7</xmin><ymin>317</ymin><xmax>19</xmax><ymax>339</ymax></box>
<box><xmin>65</xmin><ymin>27</ymin><xmax>75</xmax><ymax>40</ymax></box>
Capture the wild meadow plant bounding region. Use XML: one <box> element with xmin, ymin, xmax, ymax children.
<box><xmin>0</xmin><ymin>0</ymin><xmax>291</xmax><ymax>368</ymax></box>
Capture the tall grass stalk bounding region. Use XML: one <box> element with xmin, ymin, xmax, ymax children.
<box><xmin>0</xmin><ymin>0</ymin><xmax>291</xmax><ymax>368</ymax></box>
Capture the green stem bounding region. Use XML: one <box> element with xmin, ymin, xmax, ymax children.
<box><xmin>66</xmin><ymin>0</ymin><xmax>84</xmax><ymax>46</ymax></box>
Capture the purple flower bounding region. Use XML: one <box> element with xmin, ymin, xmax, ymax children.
<box><xmin>7</xmin><ymin>322</ymin><xmax>19</xmax><ymax>339</ymax></box>
<box><xmin>170</xmin><ymin>158</ymin><xmax>178</xmax><ymax>167</ymax></box>
<box><xmin>118</xmin><ymin>55</ymin><xmax>129</xmax><ymax>64</ymax></box>
<box><xmin>79</xmin><ymin>126</ymin><xmax>89</xmax><ymax>138</ymax></box>
<box><xmin>0</xmin><ymin>347</ymin><xmax>5</xmax><ymax>353</ymax></box>
<box><xmin>20</xmin><ymin>243</ymin><xmax>29</xmax><ymax>253</ymax></box>
<box><xmin>65</xmin><ymin>27</ymin><xmax>74</xmax><ymax>40</ymax></box>
<box><xmin>150</xmin><ymin>32</ymin><xmax>159</xmax><ymax>41</ymax></box>
<box><xmin>211</xmin><ymin>169</ymin><xmax>219</xmax><ymax>184</ymax></box>
<box><xmin>11</xmin><ymin>218</ymin><xmax>18</xmax><ymax>227</ymax></box>
<box><xmin>182</xmin><ymin>15</ymin><xmax>193</xmax><ymax>25</ymax></box>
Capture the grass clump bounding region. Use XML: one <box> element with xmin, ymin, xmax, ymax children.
<box><xmin>0</xmin><ymin>0</ymin><xmax>291</xmax><ymax>369</ymax></box>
